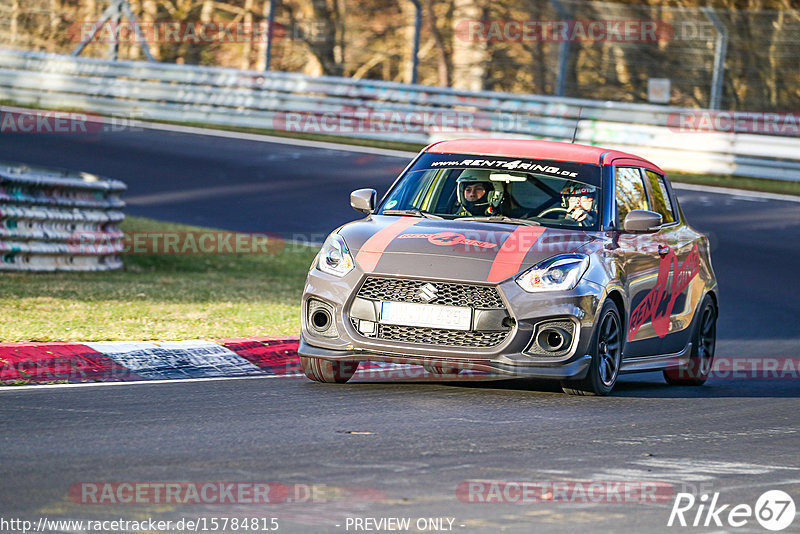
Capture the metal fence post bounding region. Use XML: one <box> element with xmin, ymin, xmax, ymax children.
<box><xmin>109</xmin><ymin>0</ymin><xmax>121</xmax><ymax>61</ymax></box>
<box><xmin>265</xmin><ymin>0</ymin><xmax>276</xmax><ymax>71</ymax></box>
<box><xmin>703</xmin><ymin>7</ymin><xmax>728</xmax><ymax>110</ymax></box>
<box><xmin>550</xmin><ymin>0</ymin><xmax>572</xmax><ymax>97</ymax></box>
<box><xmin>119</xmin><ymin>0</ymin><xmax>156</xmax><ymax>62</ymax></box>
<box><xmin>408</xmin><ymin>0</ymin><xmax>422</xmax><ymax>85</ymax></box>
<box><xmin>71</xmin><ymin>0</ymin><xmax>155</xmax><ymax>62</ymax></box>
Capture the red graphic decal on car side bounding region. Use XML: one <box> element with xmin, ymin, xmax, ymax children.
<box><xmin>486</xmin><ymin>226</ymin><xmax>547</xmax><ymax>283</ymax></box>
<box><xmin>628</xmin><ymin>243</ymin><xmax>701</xmax><ymax>341</ymax></box>
<box><xmin>355</xmin><ymin>217</ymin><xmax>419</xmax><ymax>273</ymax></box>
<box><xmin>397</xmin><ymin>232</ymin><xmax>498</xmax><ymax>249</ymax></box>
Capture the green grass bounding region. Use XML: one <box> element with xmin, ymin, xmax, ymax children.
<box><xmin>0</xmin><ymin>217</ymin><xmax>318</xmax><ymax>342</ymax></box>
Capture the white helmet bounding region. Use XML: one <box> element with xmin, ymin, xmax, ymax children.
<box><xmin>456</xmin><ymin>169</ymin><xmax>503</xmax><ymax>215</ymax></box>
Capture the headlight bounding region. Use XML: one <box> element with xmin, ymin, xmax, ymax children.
<box><xmin>317</xmin><ymin>234</ymin><xmax>355</xmax><ymax>277</ymax></box>
<box><xmin>516</xmin><ymin>254</ymin><xmax>589</xmax><ymax>293</ymax></box>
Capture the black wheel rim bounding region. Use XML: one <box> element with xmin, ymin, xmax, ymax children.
<box><xmin>598</xmin><ymin>311</ymin><xmax>621</xmax><ymax>387</ymax></box>
<box><xmin>697</xmin><ymin>306</ymin><xmax>716</xmax><ymax>375</ymax></box>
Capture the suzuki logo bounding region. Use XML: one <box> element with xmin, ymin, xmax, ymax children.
<box><xmin>418</xmin><ymin>283</ymin><xmax>438</xmax><ymax>303</ymax></box>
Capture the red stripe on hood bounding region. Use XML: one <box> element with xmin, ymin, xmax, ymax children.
<box><xmin>355</xmin><ymin>217</ymin><xmax>419</xmax><ymax>273</ymax></box>
<box><xmin>487</xmin><ymin>226</ymin><xmax>547</xmax><ymax>283</ymax></box>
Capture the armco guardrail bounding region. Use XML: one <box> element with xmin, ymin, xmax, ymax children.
<box><xmin>0</xmin><ymin>161</ymin><xmax>125</xmax><ymax>271</ymax></box>
<box><xmin>0</xmin><ymin>49</ymin><xmax>798</xmax><ymax>181</ymax></box>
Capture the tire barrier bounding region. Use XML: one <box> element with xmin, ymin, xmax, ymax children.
<box><xmin>0</xmin><ymin>161</ymin><xmax>126</xmax><ymax>271</ymax></box>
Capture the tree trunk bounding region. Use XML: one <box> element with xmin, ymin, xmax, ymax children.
<box><xmin>254</xmin><ymin>0</ymin><xmax>272</xmax><ymax>71</ymax></box>
<box><xmin>241</xmin><ymin>0</ymin><xmax>255</xmax><ymax>69</ymax></box>
<box><xmin>302</xmin><ymin>0</ymin><xmax>343</xmax><ymax>76</ymax></box>
<box><xmin>141</xmin><ymin>0</ymin><xmax>160</xmax><ymax>60</ymax></box>
<box><xmin>427</xmin><ymin>0</ymin><xmax>451</xmax><ymax>86</ymax></box>
<box><xmin>10</xmin><ymin>0</ymin><xmax>20</xmax><ymax>47</ymax></box>
<box><xmin>451</xmin><ymin>0</ymin><xmax>488</xmax><ymax>91</ymax></box>
<box><xmin>400</xmin><ymin>0</ymin><xmax>417</xmax><ymax>84</ymax></box>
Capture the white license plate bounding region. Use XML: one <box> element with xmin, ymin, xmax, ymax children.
<box><xmin>380</xmin><ymin>301</ymin><xmax>472</xmax><ymax>331</ymax></box>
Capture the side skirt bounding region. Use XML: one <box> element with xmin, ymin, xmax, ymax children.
<box><xmin>620</xmin><ymin>343</ymin><xmax>692</xmax><ymax>374</ymax></box>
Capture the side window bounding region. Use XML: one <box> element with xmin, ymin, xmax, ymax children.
<box><xmin>615</xmin><ymin>167</ymin><xmax>649</xmax><ymax>225</ymax></box>
<box><xmin>644</xmin><ymin>170</ymin><xmax>676</xmax><ymax>224</ymax></box>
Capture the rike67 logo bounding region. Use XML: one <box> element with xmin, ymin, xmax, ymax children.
<box><xmin>669</xmin><ymin>490</ymin><xmax>796</xmax><ymax>531</ymax></box>
<box><xmin>629</xmin><ymin>243</ymin><xmax>701</xmax><ymax>342</ymax></box>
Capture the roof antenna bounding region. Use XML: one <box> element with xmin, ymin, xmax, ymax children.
<box><xmin>570</xmin><ymin>106</ymin><xmax>583</xmax><ymax>143</ymax></box>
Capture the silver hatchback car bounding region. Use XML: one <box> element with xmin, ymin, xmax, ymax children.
<box><xmin>299</xmin><ymin>139</ymin><xmax>718</xmax><ymax>395</ymax></box>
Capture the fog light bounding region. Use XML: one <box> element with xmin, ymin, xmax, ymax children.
<box><xmin>525</xmin><ymin>319</ymin><xmax>576</xmax><ymax>358</ymax></box>
<box><xmin>537</xmin><ymin>328</ymin><xmax>569</xmax><ymax>351</ymax></box>
<box><xmin>312</xmin><ymin>309</ymin><xmax>331</xmax><ymax>330</ymax></box>
<box><xmin>307</xmin><ymin>298</ymin><xmax>339</xmax><ymax>338</ymax></box>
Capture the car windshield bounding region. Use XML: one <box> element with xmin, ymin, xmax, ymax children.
<box><xmin>379</xmin><ymin>153</ymin><xmax>603</xmax><ymax>230</ymax></box>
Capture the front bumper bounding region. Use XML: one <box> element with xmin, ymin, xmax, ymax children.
<box><xmin>299</xmin><ymin>268</ymin><xmax>605</xmax><ymax>380</ymax></box>
<box><xmin>299</xmin><ymin>335</ymin><xmax>592</xmax><ymax>379</ymax></box>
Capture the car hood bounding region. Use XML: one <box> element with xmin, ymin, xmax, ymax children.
<box><xmin>339</xmin><ymin>215</ymin><xmax>598</xmax><ymax>283</ymax></box>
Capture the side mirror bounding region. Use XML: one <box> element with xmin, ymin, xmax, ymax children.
<box><xmin>350</xmin><ymin>188</ymin><xmax>377</xmax><ymax>214</ymax></box>
<box><xmin>623</xmin><ymin>210</ymin><xmax>662</xmax><ymax>233</ymax></box>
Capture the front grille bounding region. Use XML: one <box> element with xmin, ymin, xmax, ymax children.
<box><xmin>357</xmin><ymin>277</ymin><xmax>505</xmax><ymax>309</ymax></box>
<box><xmin>352</xmin><ymin>277</ymin><xmax>510</xmax><ymax>348</ymax></box>
<box><xmin>378</xmin><ymin>324</ymin><xmax>509</xmax><ymax>348</ymax></box>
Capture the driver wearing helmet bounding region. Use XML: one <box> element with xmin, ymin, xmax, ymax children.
<box><xmin>456</xmin><ymin>170</ymin><xmax>501</xmax><ymax>216</ymax></box>
<box><xmin>561</xmin><ymin>183</ymin><xmax>597</xmax><ymax>225</ymax></box>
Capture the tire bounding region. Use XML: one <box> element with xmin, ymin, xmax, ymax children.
<box><xmin>561</xmin><ymin>300</ymin><xmax>623</xmax><ymax>396</ymax></box>
<box><xmin>664</xmin><ymin>295</ymin><xmax>716</xmax><ymax>386</ymax></box>
<box><xmin>300</xmin><ymin>357</ymin><xmax>359</xmax><ymax>383</ymax></box>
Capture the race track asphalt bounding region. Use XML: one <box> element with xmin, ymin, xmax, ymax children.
<box><xmin>1</xmin><ymin>126</ymin><xmax>798</xmax><ymax>533</ymax></box>
<box><xmin>0</xmin><ymin>126</ymin><xmax>408</xmax><ymax>239</ymax></box>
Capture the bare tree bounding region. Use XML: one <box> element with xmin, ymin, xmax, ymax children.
<box><xmin>451</xmin><ymin>0</ymin><xmax>489</xmax><ymax>91</ymax></box>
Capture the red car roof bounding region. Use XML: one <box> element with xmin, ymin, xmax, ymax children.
<box><xmin>424</xmin><ymin>138</ymin><xmax>665</xmax><ymax>174</ymax></box>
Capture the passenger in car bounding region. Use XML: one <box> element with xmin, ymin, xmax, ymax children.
<box><xmin>562</xmin><ymin>184</ymin><xmax>598</xmax><ymax>225</ymax></box>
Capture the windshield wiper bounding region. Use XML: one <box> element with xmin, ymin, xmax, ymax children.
<box><xmin>456</xmin><ymin>216</ymin><xmax>540</xmax><ymax>227</ymax></box>
<box><xmin>382</xmin><ymin>209</ymin><xmax>443</xmax><ymax>219</ymax></box>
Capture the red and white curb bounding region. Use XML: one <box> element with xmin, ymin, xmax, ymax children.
<box><xmin>0</xmin><ymin>337</ymin><xmax>301</xmax><ymax>384</ymax></box>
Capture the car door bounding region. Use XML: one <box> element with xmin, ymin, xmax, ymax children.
<box><xmin>612</xmin><ymin>166</ymin><xmax>663</xmax><ymax>358</ymax></box>
<box><xmin>642</xmin><ymin>170</ymin><xmax>702</xmax><ymax>354</ymax></box>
